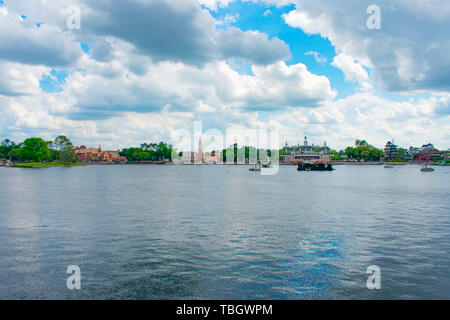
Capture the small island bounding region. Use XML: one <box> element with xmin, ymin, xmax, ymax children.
<box><xmin>11</xmin><ymin>162</ymin><xmax>86</xmax><ymax>168</ymax></box>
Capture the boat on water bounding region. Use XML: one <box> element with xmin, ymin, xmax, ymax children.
<box><xmin>419</xmin><ymin>154</ymin><xmax>435</xmax><ymax>172</ymax></box>
<box><xmin>297</xmin><ymin>162</ymin><xmax>333</xmax><ymax>171</ymax></box>
<box><xmin>384</xmin><ymin>165</ymin><xmax>394</xmax><ymax>168</ymax></box>
<box><xmin>261</xmin><ymin>161</ymin><xmax>272</xmax><ymax>168</ymax></box>
<box><xmin>250</xmin><ymin>160</ymin><xmax>272</xmax><ymax>171</ymax></box>
<box><xmin>249</xmin><ymin>161</ymin><xmax>261</xmax><ymax>171</ymax></box>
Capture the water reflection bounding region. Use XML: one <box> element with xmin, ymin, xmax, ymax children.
<box><xmin>0</xmin><ymin>165</ymin><xmax>449</xmax><ymax>299</ymax></box>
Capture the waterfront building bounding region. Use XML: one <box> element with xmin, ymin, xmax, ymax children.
<box><xmin>204</xmin><ymin>151</ymin><xmax>222</xmax><ymax>164</ymax></box>
<box><xmin>74</xmin><ymin>145</ymin><xmax>127</xmax><ymax>163</ymax></box>
<box><xmin>180</xmin><ymin>138</ymin><xmax>205</xmax><ymax>164</ymax></box>
<box><xmin>443</xmin><ymin>149</ymin><xmax>450</xmax><ymax>160</ymax></box>
<box><xmin>282</xmin><ymin>137</ymin><xmax>330</xmax><ymax>153</ymax></box>
<box><xmin>408</xmin><ymin>146</ymin><xmax>420</xmax><ymax>160</ymax></box>
<box><xmin>180</xmin><ymin>152</ymin><xmax>196</xmax><ymax>164</ymax></box>
<box><xmin>281</xmin><ymin>136</ymin><xmax>331</xmax><ymax>164</ymax></box>
<box><xmin>409</xmin><ymin>143</ymin><xmax>442</xmax><ymax>162</ymax></box>
<box><xmin>384</xmin><ymin>140</ymin><xmax>398</xmax><ymax>160</ymax></box>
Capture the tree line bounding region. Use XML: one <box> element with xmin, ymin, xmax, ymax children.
<box><xmin>219</xmin><ymin>144</ymin><xmax>275</xmax><ymax>163</ymax></box>
<box><xmin>1</xmin><ymin>137</ymin><xmax>175</xmax><ymax>163</ymax></box>
<box><xmin>330</xmin><ymin>139</ymin><xmax>407</xmax><ymax>162</ymax></box>
<box><xmin>0</xmin><ymin>136</ymin><xmax>432</xmax><ymax>164</ymax></box>
<box><xmin>333</xmin><ymin>139</ymin><xmax>384</xmax><ymax>161</ymax></box>
<box><xmin>119</xmin><ymin>143</ymin><xmax>277</xmax><ymax>163</ymax></box>
<box><xmin>0</xmin><ymin>136</ymin><xmax>76</xmax><ymax>163</ymax></box>
<box><xmin>119</xmin><ymin>142</ymin><xmax>174</xmax><ymax>161</ymax></box>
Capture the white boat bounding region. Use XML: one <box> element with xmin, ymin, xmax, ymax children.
<box><xmin>249</xmin><ymin>163</ymin><xmax>261</xmax><ymax>171</ymax></box>
<box><xmin>420</xmin><ymin>165</ymin><xmax>435</xmax><ymax>172</ymax></box>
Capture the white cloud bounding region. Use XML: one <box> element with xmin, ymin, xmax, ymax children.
<box><xmin>200</xmin><ymin>0</ymin><xmax>295</xmax><ymax>11</ymax></box>
<box><xmin>0</xmin><ymin>51</ymin><xmax>336</xmax><ymax>148</ymax></box>
<box><xmin>305</xmin><ymin>51</ymin><xmax>327</xmax><ymax>64</ymax></box>
<box><xmin>63</xmin><ymin>53</ymin><xmax>334</xmax><ymax>118</ymax></box>
<box><xmin>1</xmin><ymin>0</ymin><xmax>449</xmax><ymax>151</ymax></box>
<box><xmin>217</xmin><ymin>27</ymin><xmax>291</xmax><ymax>65</ymax></box>
<box><xmin>0</xmin><ymin>7</ymin><xmax>81</xmax><ymax>67</ymax></box>
<box><xmin>3</xmin><ymin>0</ymin><xmax>291</xmax><ymax>67</ymax></box>
<box><xmin>242</xmin><ymin>62</ymin><xmax>336</xmax><ymax>109</ymax></box>
<box><xmin>0</xmin><ymin>62</ymin><xmax>49</xmax><ymax>96</ymax></box>
<box><xmin>283</xmin><ymin>0</ymin><xmax>450</xmax><ymax>93</ymax></box>
<box><xmin>199</xmin><ymin>0</ymin><xmax>235</xmax><ymax>11</ymax></box>
<box><xmin>269</xmin><ymin>92</ymin><xmax>450</xmax><ymax>150</ymax></box>
<box><xmin>331</xmin><ymin>53</ymin><xmax>372</xmax><ymax>90</ymax></box>
<box><xmin>215</xmin><ymin>14</ymin><xmax>240</xmax><ymax>26</ymax></box>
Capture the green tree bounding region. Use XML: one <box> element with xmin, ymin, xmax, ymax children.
<box><xmin>119</xmin><ymin>142</ymin><xmax>174</xmax><ymax>162</ymax></box>
<box><xmin>7</xmin><ymin>148</ymin><xmax>21</xmax><ymax>161</ymax></box>
<box><xmin>345</xmin><ymin>140</ymin><xmax>383</xmax><ymax>162</ymax></box>
<box><xmin>19</xmin><ymin>138</ymin><xmax>50</xmax><ymax>162</ymax></box>
<box><xmin>0</xmin><ymin>139</ymin><xmax>16</xmax><ymax>159</ymax></box>
<box><xmin>330</xmin><ymin>149</ymin><xmax>341</xmax><ymax>160</ymax></box>
<box><xmin>355</xmin><ymin>139</ymin><xmax>368</xmax><ymax>147</ymax></box>
<box><xmin>52</xmin><ymin>135</ymin><xmax>76</xmax><ymax>163</ymax></box>
<box><xmin>395</xmin><ymin>148</ymin><xmax>407</xmax><ymax>161</ymax></box>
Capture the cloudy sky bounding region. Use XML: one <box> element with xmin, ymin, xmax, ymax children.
<box><xmin>0</xmin><ymin>0</ymin><xmax>449</xmax><ymax>151</ymax></box>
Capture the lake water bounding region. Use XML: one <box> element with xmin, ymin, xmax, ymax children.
<box><xmin>0</xmin><ymin>165</ymin><xmax>449</xmax><ymax>299</ymax></box>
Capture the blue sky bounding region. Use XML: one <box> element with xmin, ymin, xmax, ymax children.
<box><xmin>1</xmin><ymin>0</ymin><xmax>449</xmax><ymax>150</ymax></box>
<box><xmin>205</xmin><ymin>1</ymin><xmax>356</xmax><ymax>98</ymax></box>
<box><xmin>39</xmin><ymin>1</ymin><xmax>357</xmax><ymax>100</ymax></box>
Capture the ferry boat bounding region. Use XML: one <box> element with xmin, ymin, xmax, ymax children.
<box><xmin>297</xmin><ymin>161</ymin><xmax>333</xmax><ymax>171</ymax></box>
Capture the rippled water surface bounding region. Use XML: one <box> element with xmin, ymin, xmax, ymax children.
<box><xmin>0</xmin><ymin>165</ymin><xmax>449</xmax><ymax>299</ymax></box>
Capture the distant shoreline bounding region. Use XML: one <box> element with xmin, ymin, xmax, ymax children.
<box><xmin>4</xmin><ymin>161</ymin><xmax>445</xmax><ymax>168</ymax></box>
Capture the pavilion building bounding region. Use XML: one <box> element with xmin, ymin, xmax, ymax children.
<box><xmin>281</xmin><ymin>136</ymin><xmax>331</xmax><ymax>164</ymax></box>
<box><xmin>384</xmin><ymin>140</ymin><xmax>398</xmax><ymax>160</ymax></box>
<box><xmin>408</xmin><ymin>143</ymin><xmax>442</xmax><ymax>162</ymax></box>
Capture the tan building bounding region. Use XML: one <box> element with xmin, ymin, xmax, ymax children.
<box><xmin>180</xmin><ymin>138</ymin><xmax>206</xmax><ymax>164</ymax></box>
<box><xmin>74</xmin><ymin>145</ymin><xmax>126</xmax><ymax>163</ymax></box>
<box><xmin>204</xmin><ymin>152</ymin><xmax>222</xmax><ymax>164</ymax></box>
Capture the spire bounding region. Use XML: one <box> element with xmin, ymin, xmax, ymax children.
<box><xmin>198</xmin><ymin>137</ymin><xmax>203</xmax><ymax>162</ymax></box>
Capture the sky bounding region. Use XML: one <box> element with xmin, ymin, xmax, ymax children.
<box><xmin>0</xmin><ymin>0</ymin><xmax>449</xmax><ymax>151</ymax></box>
